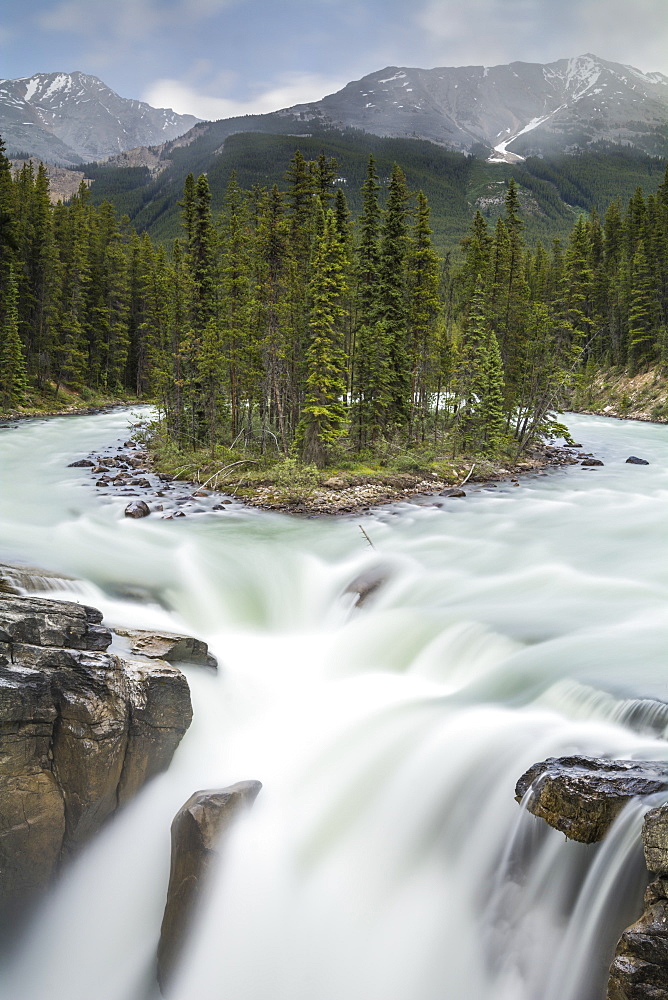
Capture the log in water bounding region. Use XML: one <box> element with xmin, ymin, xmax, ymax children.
<box><xmin>0</xmin><ymin>408</ymin><xmax>667</xmax><ymax>1000</ymax></box>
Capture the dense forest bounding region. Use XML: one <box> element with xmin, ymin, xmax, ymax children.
<box><xmin>1</xmin><ymin>134</ymin><xmax>667</xmax><ymax>468</ymax></box>
<box><xmin>82</xmin><ymin>128</ymin><xmax>666</xmax><ymax>250</ymax></box>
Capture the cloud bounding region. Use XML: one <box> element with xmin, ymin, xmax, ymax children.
<box><xmin>143</xmin><ymin>71</ymin><xmax>346</xmax><ymax>118</ymax></box>
<box><xmin>414</xmin><ymin>0</ymin><xmax>668</xmax><ymax>73</ymax></box>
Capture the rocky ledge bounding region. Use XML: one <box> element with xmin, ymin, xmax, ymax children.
<box><xmin>0</xmin><ymin>590</ymin><xmax>207</xmax><ymax>931</ymax></box>
<box><xmin>516</xmin><ymin>755</ymin><xmax>668</xmax><ymax>999</ymax></box>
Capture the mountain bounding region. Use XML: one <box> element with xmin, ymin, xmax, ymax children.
<box><xmin>0</xmin><ymin>72</ymin><xmax>199</xmax><ymax>166</ymax></box>
<box><xmin>279</xmin><ymin>54</ymin><xmax>668</xmax><ymax>160</ymax></box>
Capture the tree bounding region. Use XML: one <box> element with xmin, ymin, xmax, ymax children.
<box><xmin>296</xmin><ymin>210</ymin><xmax>349</xmax><ymax>466</ymax></box>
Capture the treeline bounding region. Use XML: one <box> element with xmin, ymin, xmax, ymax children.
<box><xmin>1</xmin><ymin>133</ymin><xmax>667</xmax><ymax>467</ymax></box>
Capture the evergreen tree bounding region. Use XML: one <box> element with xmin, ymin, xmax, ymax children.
<box><xmin>296</xmin><ymin>210</ymin><xmax>348</xmax><ymax>466</ymax></box>
<box><xmin>0</xmin><ymin>265</ymin><xmax>28</xmax><ymax>408</ymax></box>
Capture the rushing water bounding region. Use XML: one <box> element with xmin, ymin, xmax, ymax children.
<box><xmin>0</xmin><ymin>409</ymin><xmax>667</xmax><ymax>1000</ymax></box>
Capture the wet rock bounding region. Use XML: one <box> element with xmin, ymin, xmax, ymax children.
<box><xmin>0</xmin><ymin>593</ymin><xmax>193</xmax><ymax>929</ymax></box>
<box><xmin>643</xmin><ymin>803</ymin><xmax>668</xmax><ymax>874</ymax></box>
<box><xmin>440</xmin><ymin>488</ymin><xmax>466</xmax><ymax>498</ymax></box>
<box><xmin>157</xmin><ymin>781</ymin><xmax>262</xmax><ymax>992</ymax></box>
<box><xmin>626</xmin><ymin>456</ymin><xmax>649</xmax><ymax>465</ymax></box>
<box><xmin>124</xmin><ymin>500</ymin><xmax>150</xmax><ymax>519</ymax></box>
<box><xmin>345</xmin><ymin>564</ymin><xmax>392</xmax><ymax>607</ymax></box>
<box><xmin>515</xmin><ymin>756</ymin><xmax>668</xmax><ymax>843</ymax></box>
<box><xmin>113</xmin><ymin>627</ymin><xmax>217</xmax><ymax>669</ymax></box>
<box><xmin>67</xmin><ymin>459</ymin><xmax>95</xmax><ymax>468</ymax></box>
<box><xmin>581</xmin><ymin>458</ymin><xmax>605</xmax><ymax>467</ymax></box>
<box><xmin>607</xmin><ymin>880</ymin><xmax>668</xmax><ymax>1000</ymax></box>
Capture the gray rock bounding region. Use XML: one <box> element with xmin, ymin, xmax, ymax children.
<box><xmin>113</xmin><ymin>627</ymin><xmax>217</xmax><ymax>669</ymax></box>
<box><xmin>626</xmin><ymin>456</ymin><xmax>650</xmax><ymax>465</ymax></box>
<box><xmin>643</xmin><ymin>804</ymin><xmax>668</xmax><ymax>874</ymax></box>
<box><xmin>124</xmin><ymin>500</ymin><xmax>151</xmax><ymax>518</ymax></box>
<box><xmin>0</xmin><ymin>593</ymin><xmax>193</xmax><ymax>928</ymax></box>
<box><xmin>515</xmin><ymin>756</ymin><xmax>668</xmax><ymax>843</ymax></box>
<box><xmin>157</xmin><ymin>781</ymin><xmax>262</xmax><ymax>991</ymax></box>
<box><xmin>581</xmin><ymin>458</ymin><xmax>605</xmax><ymax>467</ymax></box>
<box><xmin>608</xmin><ymin>880</ymin><xmax>668</xmax><ymax>1000</ymax></box>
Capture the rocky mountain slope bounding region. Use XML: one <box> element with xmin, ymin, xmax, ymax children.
<box><xmin>281</xmin><ymin>54</ymin><xmax>668</xmax><ymax>161</ymax></box>
<box><xmin>0</xmin><ymin>71</ymin><xmax>199</xmax><ymax>165</ymax></box>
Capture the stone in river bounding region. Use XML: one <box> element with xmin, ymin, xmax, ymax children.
<box><xmin>440</xmin><ymin>488</ymin><xmax>466</xmax><ymax>497</ymax></box>
<box><xmin>515</xmin><ymin>755</ymin><xmax>668</xmax><ymax>843</ymax></box>
<box><xmin>67</xmin><ymin>459</ymin><xmax>95</xmax><ymax>467</ymax></box>
<box><xmin>626</xmin><ymin>456</ymin><xmax>649</xmax><ymax>465</ymax></box>
<box><xmin>157</xmin><ymin>781</ymin><xmax>262</xmax><ymax>992</ymax></box>
<box><xmin>124</xmin><ymin>500</ymin><xmax>150</xmax><ymax>518</ymax></box>
<box><xmin>581</xmin><ymin>458</ymin><xmax>604</xmax><ymax>466</ymax></box>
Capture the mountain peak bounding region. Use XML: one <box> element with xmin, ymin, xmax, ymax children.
<box><xmin>0</xmin><ymin>71</ymin><xmax>200</xmax><ymax>166</ymax></box>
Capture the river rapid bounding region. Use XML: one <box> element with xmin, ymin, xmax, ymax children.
<box><xmin>0</xmin><ymin>409</ymin><xmax>667</xmax><ymax>1000</ymax></box>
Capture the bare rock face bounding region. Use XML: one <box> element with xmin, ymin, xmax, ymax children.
<box><xmin>515</xmin><ymin>756</ymin><xmax>668</xmax><ymax>843</ymax></box>
<box><xmin>157</xmin><ymin>781</ymin><xmax>262</xmax><ymax>992</ymax></box>
<box><xmin>608</xmin><ymin>879</ymin><xmax>668</xmax><ymax>1000</ymax></box>
<box><xmin>0</xmin><ymin>593</ymin><xmax>193</xmax><ymax>928</ymax></box>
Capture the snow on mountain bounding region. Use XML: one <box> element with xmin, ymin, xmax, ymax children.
<box><xmin>0</xmin><ymin>71</ymin><xmax>199</xmax><ymax>166</ymax></box>
<box><xmin>278</xmin><ymin>54</ymin><xmax>668</xmax><ymax>161</ymax></box>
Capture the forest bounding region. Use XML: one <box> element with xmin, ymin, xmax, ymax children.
<box><xmin>1</xmin><ymin>134</ymin><xmax>667</xmax><ymax>470</ymax></box>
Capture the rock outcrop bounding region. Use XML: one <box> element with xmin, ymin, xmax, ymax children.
<box><xmin>0</xmin><ymin>592</ymin><xmax>194</xmax><ymax>929</ymax></box>
<box><xmin>515</xmin><ymin>756</ymin><xmax>668</xmax><ymax>843</ymax></box>
<box><xmin>157</xmin><ymin>781</ymin><xmax>262</xmax><ymax>992</ymax></box>
<box><xmin>515</xmin><ymin>755</ymin><xmax>668</xmax><ymax>1000</ymax></box>
<box><xmin>114</xmin><ymin>627</ymin><xmax>217</xmax><ymax>669</ymax></box>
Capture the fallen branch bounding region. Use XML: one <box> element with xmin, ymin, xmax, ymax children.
<box><xmin>458</xmin><ymin>464</ymin><xmax>475</xmax><ymax>487</ymax></box>
<box><xmin>199</xmin><ymin>460</ymin><xmax>260</xmax><ymax>490</ymax></box>
<box><xmin>358</xmin><ymin>524</ymin><xmax>375</xmax><ymax>549</ymax></box>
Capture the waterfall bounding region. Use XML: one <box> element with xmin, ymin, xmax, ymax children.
<box><xmin>0</xmin><ymin>408</ymin><xmax>667</xmax><ymax>1000</ymax></box>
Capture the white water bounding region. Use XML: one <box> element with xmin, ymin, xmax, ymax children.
<box><xmin>1</xmin><ymin>409</ymin><xmax>667</xmax><ymax>1000</ymax></box>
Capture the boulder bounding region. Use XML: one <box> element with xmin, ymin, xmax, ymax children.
<box><xmin>608</xmin><ymin>879</ymin><xmax>668</xmax><ymax>1000</ymax></box>
<box><xmin>67</xmin><ymin>459</ymin><xmax>95</xmax><ymax>468</ymax></box>
<box><xmin>643</xmin><ymin>804</ymin><xmax>668</xmax><ymax>875</ymax></box>
<box><xmin>515</xmin><ymin>756</ymin><xmax>668</xmax><ymax>843</ymax></box>
<box><xmin>157</xmin><ymin>781</ymin><xmax>262</xmax><ymax>992</ymax></box>
<box><xmin>0</xmin><ymin>593</ymin><xmax>193</xmax><ymax>928</ymax></box>
<box><xmin>113</xmin><ymin>627</ymin><xmax>217</xmax><ymax>669</ymax></box>
<box><xmin>124</xmin><ymin>500</ymin><xmax>151</xmax><ymax>518</ymax></box>
<box><xmin>626</xmin><ymin>456</ymin><xmax>650</xmax><ymax>465</ymax></box>
<box><xmin>440</xmin><ymin>488</ymin><xmax>467</xmax><ymax>498</ymax></box>
<box><xmin>581</xmin><ymin>458</ymin><xmax>605</xmax><ymax>466</ymax></box>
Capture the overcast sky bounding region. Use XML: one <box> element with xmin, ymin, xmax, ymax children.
<box><xmin>3</xmin><ymin>0</ymin><xmax>668</xmax><ymax>119</ymax></box>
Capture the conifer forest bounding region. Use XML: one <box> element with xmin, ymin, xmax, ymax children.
<box><xmin>1</xmin><ymin>136</ymin><xmax>667</xmax><ymax>465</ymax></box>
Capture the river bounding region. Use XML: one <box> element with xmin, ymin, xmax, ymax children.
<box><xmin>0</xmin><ymin>409</ymin><xmax>667</xmax><ymax>1000</ymax></box>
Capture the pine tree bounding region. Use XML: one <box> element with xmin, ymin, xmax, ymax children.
<box><xmin>0</xmin><ymin>266</ymin><xmax>28</xmax><ymax>408</ymax></box>
<box><xmin>406</xmin><ymin>190</ymin><xmax>441</xmax><ymax>440</ymax></box>
<box><xmin>296</xmin><ymin>210</ymin><xmax>348</xmax><ymax>466</ymax></box>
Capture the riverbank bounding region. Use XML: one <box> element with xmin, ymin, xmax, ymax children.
<box><xmin>0</xmin><ymin>383</ymin><xmax>139</xmax><ymax>422</ymax></box>
<box><xmin>575</xmin><ymin>365</ymin><xmax>668</xmax><ymax>423</ymax></box>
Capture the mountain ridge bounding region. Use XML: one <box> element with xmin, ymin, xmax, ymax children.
<box><xmin>0</xmin><ymin>71</ymin><xmax>199</xmax><ymax>166</ymax></box>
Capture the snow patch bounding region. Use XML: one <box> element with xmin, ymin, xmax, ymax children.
<box><xmin>43</xmin><ymin>74</ymin><xmax>71</xmax><ymax>100</ymax></box>
<box><xmin>488</xmin><ymin>104</ymin><xmax>566</xmax><ymax>163</ymax></box>
<box><xmin>378</xmin><ymin>71</ymin><xmax>406</xmax><ymax>84</ymax></box>
<box><xmin>23</xmin><ymin>77</ymin><xmax>40</xmax><ymax>102</ymax></box>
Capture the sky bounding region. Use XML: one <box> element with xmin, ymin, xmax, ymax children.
<box><xmin>2</xmin><ymin>0</ymin><xmax>668</xmax><ymax>120</ymax></box>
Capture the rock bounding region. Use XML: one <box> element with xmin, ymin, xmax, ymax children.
<box><xmin>643</xmin><ymin>804</ymin><xmax>668</xmax><ymax>874</ymax></box>
<box><xmin>440</xmin><ymin>488</ymin><xmax>466</xmax><ymax>497</ymax></box>
<box><xmin>345</xmin><ymin>564</ymin><xmax>392</xmax><ymax>607</ymax></box>
<box><xmin>626</xmin><ymin>456</ymin><xmax>650</xmax><ymax>465</ymax></box>
<box><xmin>607</xmin><ymin>880</ymin><xmax>668</xmax><ymax>1000</ymax></box>
<box><xmin>124</xmin><ymin>500</ymin><xmax>151</xmax><ymax>518</ymax></box>
<box><xmin>67</xmin><ymin>459</ymin><xmax>95</xmax><ymax>467</ymax></box>
<box><xmin>0</xmin><ymin>593</ymin><xmax>193</xmax><ymax>928</ymax></box>
<box><xmin>515</xmin><ymin>756</ymin><xmax>668</xmax><ymax>843</ymax></box>
<box><xmin>324</xmin><ymin>477</ymin><xmax>347</xmax><ymax>488</ymax></box>
<box><xmin>581</xmin><ymin>458</ymin><xmax>605</xmax><ymax>467</ymax></box>
<box><xmin>157</xmin><ymin>781</ymin><xmax>262</xmax><ymax>991</ymax></box>
<box><xmin>113</xmin><ymin>627</ymin><xmax>217</xmax><ymax>669</ymax></box>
